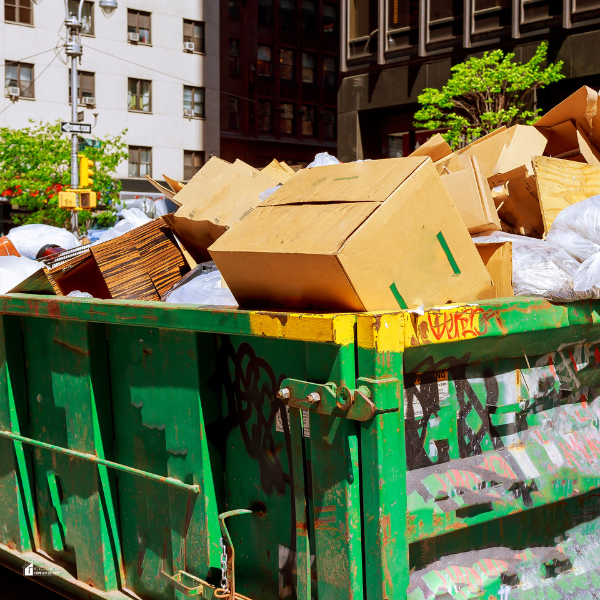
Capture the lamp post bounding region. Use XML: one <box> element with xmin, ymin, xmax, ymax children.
<box><xmin>32</xmin><ymin>0</ymin><xmax>118</xmax><ymax>232</ymax></box>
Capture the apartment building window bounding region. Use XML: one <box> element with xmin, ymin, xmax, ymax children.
<box><xmin>302</xmin><ymin>0</ymin><xmax>317</xmax><ymax>32</ymax></box>
<box><xmin>323</xmin><ymin>57</ymin><xmax>336</xmax><ymax>87</ymax></box>
<box><xmin>68</xmin><ymin>0</ymin><xmax>94</xmax><ymax>35</ymax></box>
<box><xmin>324</xmin><ymin>109</ymin><xmax>336</xmax><ymax>139</ymax></box>
<box><xmin>349</xmin><ymin>0</ymin><xmax>378</xmax><ymax>57</ymax></box>
<box><xmin>183</xmin><ymin>86</ymin><xmax>205</xmax><ymax>118</ymax></box>
<box><xmin>258</xmin><ymin>101</ymin><xmax>272</xmax><ymax>132</ymax></box>
<box><xmin>323</xmin><ymin>4</ymin><xmax>337</xmax><ymax>34</ymax></box>
<box><xmin>5</xmin><ymin>0</ymin><xmax>32</xmax><ymax>25</ymax></box>
<box><xmin>184</xmin><ymin>151</ymin><xmax>204</xmax><ymax>181</ymax></box>
<box><xmin>128</xmin><ymin>9</ymin><xmax>151</xmax><ymax>44</ymax></box>
<box><xmin>229</xmin><ymin>96</ymin><xmax>240</xmax><ymax>130</ymax></box>
<box><xmin>520</xmin><ymin>0</ymin><xmax>561</xmax><ymax>23</ymax></box>
<box><xmin>183</xmin><ymin>20</ymin><xmax>205</xmax><ymax>53</ymax></box>
<box><xmin>473</xmin><ymin>0</ymin><xmax>510</xmax><ymax>32</ymax></box>
<box><xmin>128</xmin><ymin>78</ymin><xmax>151</xmax><ymax>112</ymax></box>
<box><xmin>5</xmin><ymin>62</ymin><xmax>33</xmax><ymax>98</ymax></box>
<box><xmin>229</xmin><ymin>40</ymin><xmax>240</xmax><ymax>74</ymax></box>
<box><xmin>280</xmin><ymin>0</ymin><xmax>295</xmax><ymax>28</ymax></box>
<box><xmin>258</xmin><ymin>0</ymin><xmax>273</xmax><ymax>23</ymax></box>
<box><xmin>301</xmin><ymin>106</ymin><xmax>315</xmax><ymax>136</ymax></box>
<box><xmin>428</xmin><ymin>0</ymin><xmax>462</xmax><ymax>42</ymax></box>
<box><xmin>388</xmin><ymin>0</ymin><xmax>418</xmax><ymax>30</ymax></box>
<box><xmin>280</xmin><ymin>103</ymin><xmax>294</xmax><ymax>134</ymax></box>
<box><xmin>257</xmin><ymin>46</ymin><xmax>272</xmax><ymax>77</ymax></box>
<box><xmin>68</xmin><ymin>70</ymin><xmax>95</xmax><ymax>105</ymax></box>
<box><xmin>280</xmin><ymin>50</ymin><xmax>294</xmax><ymax>80</ymax></box>
<box><xmin>573</xmin><ymin>0</ymin><xmax>600</xmax><ymax>10</ymax></box>
<box><xmin>302</xmin><ymin>53</ymin><xmax>315</xmax><ymax>83</ymax></box>
<box><xmin>129</xmin><ymin>146</ymin><xmax>152</xmax><ymax>178</ymax></box>
<box><xmin>229</xmin><ymin>0</ymin><xmax>241</xmax><ymax>18</ymax></box>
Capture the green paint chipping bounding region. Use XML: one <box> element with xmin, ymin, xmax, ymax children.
<box><xmin>437</xmin><ymin>232</ymin><xmax>461</xmax><ymax>275</ymax></box>
<box><xmin>390</xmin><ymin>283</ymin><xmax>408</xmax><ymax>309</ymax></box>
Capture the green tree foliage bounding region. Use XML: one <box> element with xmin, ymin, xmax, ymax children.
<box><xmin>0</xmin><ymin>120</ymin><xmax>128</xmax><ymax>229</ymax></box>
<box><xmin>413</xmin><ymin>41</ymin><xmax>564</xmax><ymax>149</ymax></box>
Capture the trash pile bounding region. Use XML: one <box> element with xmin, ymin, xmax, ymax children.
<box><xmin>5</xmin><ymin>85</ymin><xmax>600</xmax><ymax>311</ymax></box>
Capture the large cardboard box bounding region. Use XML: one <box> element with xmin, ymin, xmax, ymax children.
<box><xmin>409</xmin><ymin>133</ymin><xmax>453</xmax><ymax>163</ymax></box>
<box><xmin>475</xmin><ymin>242</ymin><xmax>513</xmax><ymax>300</ymax></box>
<box><xmin>167</xmin><ymin>157</ymin><xmax>280</xmax><ymax>262</ymax></box>
<box><xmin>441</xmin><ymin>156</ymin><xmax>501</xmax><ymax>234</ymax></box>
<box><xmin>210</xmin><ymin>158</ymin><xmax>491</xmax><ymax>312</ymax></box>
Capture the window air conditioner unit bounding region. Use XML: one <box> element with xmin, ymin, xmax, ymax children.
<box><xmin>5</xmin><ymin>86</ymin><xmax>20</xmax><ymax>98</ymax></box>
<box><xmin>183</xmin><ymin>108</ymin><xmax>194</xmax><ymax>117</ymax></box>
<box><xmin>184</xmin><ymin>41</ymin><xmax>195</xmax><ymax>52</ymax></box>
<box><xmin>83</xmin><ymin>97</ymin><xmax>96</xmax><ymax>106</ymax></box>
<box><xmin>128</xmin><ymin>31</ymin><xmax>140</xmax><ymax>42</ymax></box>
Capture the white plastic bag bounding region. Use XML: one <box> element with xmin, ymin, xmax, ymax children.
<box><xmin>546</xmin><ymin>195</ymin><xmax>600</xmax><ymax>261</ymax></box>
<box><xmin>165</xmin><ymin>269</ymin><xmax>237</xmax><ymax>307</ymax></box>
<box><xmin>0</xmin><ymin>256</ymin><xmax>44</xmax><ymax>294</ymax></box>
<box><xmin>7</xmin><ymin>224</ymin><xmax>80</xmax><ymax>258</ymax></box>
<box><xmin>474</xmin><ymin>231</ymin><xmax>592</xmax><ymax>302</ymax></box>
<box><xmin>306</xmin><ymin>152</ymin><xmax>341</xmax><ymax>168</ymax></box>
<box><xmin>97</xmin><ymin>208</ymin><xmax>152</xmax><ymax>243</ymax></box>
<box><xmin>67</xmin><ymin>290</ymin><xmax>94</xmax><ymax>298</ymax></box>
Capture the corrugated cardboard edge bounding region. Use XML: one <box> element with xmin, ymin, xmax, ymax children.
<box><xmin>163</xmin><ymin>174</ymin><xmax>184</xmax><ymax>193</ymax></box>
<box><xmin>409</xmin><ymin>133</ymin><xmax>453</xmax><ymax>163</ymax></box>
<box><xmin>145</xmin><ymin>175</ymin><xmax>179</xmax><ymax>204</ymax></box>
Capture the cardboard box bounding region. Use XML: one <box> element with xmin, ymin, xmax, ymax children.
<box><xmin>409</xmin><ymin>133</ymin><xmax>453</xmax><ymax>163</ymax></box>
<box><xmin>537</xmin><ymin>120</ymin><xmax>600</xmax><ymax>166</ymax></box>
<box><xmin>261</xmin><ymin>159</ymin><xmax>295</xmax><ymax>184</ymax></box>
<box><xmin>441</xmin><ymin>156</ymin><xmax>501</xmax><ymax>234</ymax></box>
<box><xmin>533</xmin><ymin>155</ymin><xmax>600</xmax><ymax>233</ymax></box>
<box><xmin>210</xmin><ymin>157</ymin><xmax>491</xmax><ymax>312</ymax></box>
<box><xmin>168</xmin><ymin>157</ymin><xmax>280</xmax><ymax>263</ymax></box>
<box><xmin>475</xmin><ymin>242</ymin><xmax>513</xmax><ymax>300</ymax></box>
<box><xmin>0</xmin><ymin>236</ymin><xmax>19</xmax><ymax>257</ymax></box>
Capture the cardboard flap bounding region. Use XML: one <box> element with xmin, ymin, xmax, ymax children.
<box><xmin>145</xmin><ymin>176</ymin><xmax>178</xmax><ymax>203</ymax></box>
<box><xmin>576</xmin><ymin>124</ymin><xmax>600</xmax><ymax>166</ymax></box>
<box><xmin>538</xmin><ymin>121</ymin><xmax>579</xmax><ymax>157</ymax></box>
<box><xmin>492</xmin><ymin>125</ymin><xmax>548</xmax><ymax>175</ymax></box>
<box><xmin>261</xmin><ymin>159</ymin><xmax>294</xmax><ymax>184</ymax></box>
<box><xmin>172</xmin><ymin>156</ymin><xmax>231</xmax><ymax>208</ymax></box>
<box><xmin>475</xmin><ymin>242</ymin><xmax>514</xmax><ymax>300</ymax></box>
<box><xmin>210</xmin><ymin>201</ymin><xmax>380</xmax><ymax>255</ymax></box>
<box><xmin>262</xmin><ymin>157</ymin><xmax>429</xmax><ymax>206</ymax></box>
<box><xmin>408</xmin><ymin>133</ymin><xmax>453</xmax><ymax>162</ymax></box>
<box><xmin>163</xmin><ymin>174</ymin><xmax>184</xmax><ymax>193</ymax></box>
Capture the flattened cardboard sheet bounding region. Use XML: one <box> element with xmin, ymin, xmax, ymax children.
<box><xmin>475</xmin><ymin>242</ymin><xmax>514</xmax><ymax>300</ymax></box>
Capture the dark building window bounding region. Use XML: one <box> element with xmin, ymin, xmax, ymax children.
<box><xmin>428</xmin><ymin>0</ymin><xmax>462</xmax><ymax>41</ymax></box>
<box><xmin>229</xmin><ymin>96</ymin><xmax>240</xmax><ymax>130</ymax></box>
<box><xmin>258</xmin><ymin>0</ymin><xmax>273</xmax><ymax>23</ymax></box>
<box><xmin>349</xmin><ymin>0</ymin><xmax>378</xmax><ymax>57</ymax></box>
<box><xmin>472</xmin><ymin>0</ymin><xmax>510</xmax><ymax>32</ymax></box>
<box><xmin>302</xmin><ymin>53</ymin><xmax>315</xmax><ymax>83</ymax></box>
<box><xmin>280</xmin><ymin>103</ymin><xmax>295</xmax><ymax>134</ymax></box>
<box><xmin>323</xmin><ymin>57</ymin><xmax>336</xmax><ymax>87</ymax></box>
<box><xmin>4</xmin><ymin>61</ymin><xmax>33</xmax><ymax>98</ymax></box>
<box><xmin>280</xmin><ymin>49</ymin><xmax>294</xmax><ymax>80</ymax></box>
<box><xmin>323</xmin><ymin>4</ymin><xmax>337</xmax><ymax>34</ymax></box>
<box><xmin>302</xmin><ymin>0</ymin><xmax>317</xmax><ymax>32</ymax></box>
<box><xmin>388</xmin><ymin>0</ymin><xmax>418</xmax><ymax>29</ymax></box>
<box><xmin>183</xmin><ymin>20</ymin><xmax>205</xmax><ymax>53</ymax></box>
<box><xmin>128</xmin><ymin>9</ymin><xmax>151</xmax><ymax>44</ymax></box>
<box><xmin>324</xmin><ymin>109</ymin><xmax>336</xmax><ymax>139</ymax></box>
<box><xmin>68</xmin><ymin>0</ymin><xmax>94</xmax><ymax>35</ymax></box>
<box><xmin>68</xmin><ymin>70</ymin><xmax>95</xmax><ymax>104</ymax></box>
<box><xmin>229</xmin><ymin>0</ymin><xmax>241</xmax><ymax>18</ymax></box>
<box><xmin>574</xmin><ymin>0</ymin><xmax>600</xmax><ymax>10</ymax></box>
<box><xmin>4</xmin><ymin>0</ymin><xmax>32</xmax><ymax>25</ymax></box>
<box><xmin>229</xmin><ymin>39</ymin><xmax>240</xmax><ymax>73</ymax></box>
<box><xmin>129</xmin><ymin>146</ymin><xmax>152</xmax><ymax>178</ymax></box>
<box><xmin>280</xmin><ymin>0</ymin><xmax>295</xmax><ymax>28</ymax></box>
<box><xmin>183</xmin><ymin>86</ymin><xmax>205</xmax><ymax>118</ymax></box>
<box><xmin>258</xmin><ymin>46</ymin><xmax>273</xmax><ymax>77</ymax></box>
<box><xmin>301</xmin><ymin>105</ymin><xmax>315</xmax><ymax>136</ymax></box>
<box><xmin>520</xmin><ymin>0</ymin><xmax>561</xmax><ymax>23</ymax></box>
<box><xmin>128</xmin><ymin>78</ymin><xmax>151</xmax><ymax>112</ymax></box>
<box><xmin>184</xmin><ymin>150</ymin><xmax>205</xmax><ymax>180</ymax></box>
<box><xmin>258</xmin><ymin>100</ymin><xmax>272</xmax><ymax>132</ymax></box>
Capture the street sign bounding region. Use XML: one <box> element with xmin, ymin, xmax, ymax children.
<box><xmin>78</xmin><ymin>137</ymin><xmax>102</xmax><ymax>150</ymax></box>
<box><xmin>61</xmin><ymin>122</ymin><xmax>91</xmax><ymax>134</ymax></box>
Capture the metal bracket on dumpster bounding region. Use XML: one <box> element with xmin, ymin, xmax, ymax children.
<box><xmin>276</xmin><ymin>378</ymin><xmax>377</xmax><ymax>421</ymax></box>
<box><xmin>160</xmin><ymin>570</ymin><xmax>208</xmax><ymax>597</ymax></box>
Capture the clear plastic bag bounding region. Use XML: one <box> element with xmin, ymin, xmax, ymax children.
<box><xmin>164</xmin><ymin>269</ymin><xmax>237</xmax><ymax>307</ymax></box>
<box><xmin>0</xmin><ymin>256</ymin><xmax>44</xmax><ymax>294</ymax></box>
<box><xmin>306</xmin><ymin>152</ymin><xmax>341</xmax><ymax>168</ymax></box>
<box><xmin>97</xmin><ymin>208</ymin><xmax>152</xmax><ymax>243</ymax></box>
<box><xmin>7</xmin><ymin>224</ymin><xmax>80</xmax><ymax>258</ymax></box>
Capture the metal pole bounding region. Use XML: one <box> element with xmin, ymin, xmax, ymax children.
<box><xmin>71</xmin><ymin>48</ymin><xmax>79</xmax><ymax>233</ymax></box>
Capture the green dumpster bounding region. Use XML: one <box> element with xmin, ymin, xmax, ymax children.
<box><xmin>0</xmin><ymin>294</ymin><xmax>599</xmax><ymax>600</ymax></box>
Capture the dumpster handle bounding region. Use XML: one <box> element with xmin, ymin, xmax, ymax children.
<box><xmin>0</xmin><ymin>429</ymin><xmax>200</xmax><ymax>494</ymax></box>
<box><xmin>160</xmin><ymin>570</ymin><xmax>208</xmax><ymax>597</ymax></box>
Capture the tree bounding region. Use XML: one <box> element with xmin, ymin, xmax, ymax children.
<box><xmin>413</xmin><ymin>41</ymin><xmax>564</xmax><ymax>149</ymax></box>
<box><xmin>0</xmin><ymin>120</ymin><xmax>128</xmax><ymax>230</ymax></box>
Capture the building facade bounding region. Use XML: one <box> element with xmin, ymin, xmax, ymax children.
<box><xmin>220</xmin><ymin>0</ymin><xmax>340</xmax><ymax>167</ymax></box>
<box><xmin>338</xmin><ymin>0</ymin><xmax>600</xmax><ymax>162</ymax></box>
<box><xmin>0</xmin><ymin>0</ymin><xmax>219</xmax><ymax>193</ymax></box>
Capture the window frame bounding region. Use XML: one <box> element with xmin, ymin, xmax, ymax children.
<box><xmin>323</xmin><ymin>108</ymin><xmax>336</xmax><ymax>139</ymax></box>
<box><xmin>68</xmin><ymin>69</ymin><xmax>96</xmax><ymax>105</ymax></box>
<box><xmin>279</xmin><ymin>102</ymin><xmax>295</xmax><ymax>136</ymax></box>
<box><xmin>301</xmin><ymin>105</ymin><xmax>316</xmax><ymax>137</ymax></box>
<box><xmin>257</xmin><ymin>99</ymin><xmax>273</xmax><ymax>133</ymax></box>
<box><xmin>68</xmin><ymin>0</ymin><xmax>94</xmax><ymax>36</ymax></box>
<box><xmin>128</xmin><ymin>146</ymin><xmax>152</xmax><ymax>178</ymax></box>
<box><xmin>519</xmin><ymin>0</ymin><xmax>560</xmax><ymax>25</ymax></box>
<box><xmin>183</xmin><ymin>85</ymin><xmax>206</xmax><ymax>119</ymax></box>
<box><xmin>183</xmin><ymin>150</ymin><xmax>205</xmax><ymax>181</ymax></box>
<box><xmin>258</xmin><ymin>0</ymin><xmax>274</xmax><ymax>24</ymax></box>
<box><xmin>471</xmin><ymin>0</ymin><xmax>511</xmax><ymax>34</ymax></box>
<box><xmin>323</xmin><ymin>3</ymin><xmax>337</xmax><ymax>34</ymax></box>
<box><xmin>228</xmin><ymin>96</ymin><xmax>240</xmax><ymax>130</ymax></box>
<box><xmin>323</xmin><ymin>56</ymin><xmax>336</xmax><ymax>87</ymax></box>
<box><xmin>229</xmin><ymin>39</ymin><xmax>240</xmax><ymax>74</ymax></box>
<box><xmin>280</xmin><ymin>48</ymin><xmax>295</xmax><ymax>81</ymax></box>
<box><xmin>4</xmin><ymin>0</ymin><xmax>33</xmax><ymax>26</ymax></box>
<box><xmin>127</xmin><ymin>9</ymin><xmax>151</xmax><ymax>44</ymax></box>
<box><xmin>5</xmin><ymin>61</ymin><xmax>34</xmax><ymax>99</ymax></box>
<box><xmin>128</xmin><ymin>77</ymin><xmax>152</xmax><ymax>113</ymax></box>
<box><xmin>183</xmin><ymin>19</ymin><xmax>205</xmax><ymax>53</ymax></box>
<box><xmin>301</xmin><ymin>52</ymin><xmax>316</xmax><ymax>84</ymax></box>
<box><xmin>257</xmin><ymin>45</ymin><xmax>273</xmax><ymax>78</ymax></box>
